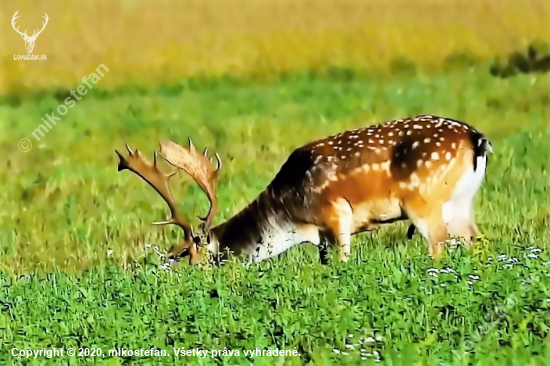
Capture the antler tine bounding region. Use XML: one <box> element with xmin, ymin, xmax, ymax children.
<box><xmin>34</xmin><ymin>13</ymin><xmax>48</xmax><ymax>37</ymax></box>
<box><xmin>11</xmin><ymin>11</ymin><xmax>27</xmax><ymax>37</ymax></box>
<box><xmin>115</xmin><ymin>144</ymin><xmax>194</xmax><ymax>242</ymax></box>
<box><xmin>214</xmin><ymin>152</ymin><xmax>222</xmax><ymax>172</ymax></box>
<box><xmin>159</xmin><ymin>139</ymin><xmax>222</xmax><ymax>228</ymax></box>
<box><xmin>188</xmin><ymin>138</ymin><xmax>196</xmax><ymax>153</ymax></box>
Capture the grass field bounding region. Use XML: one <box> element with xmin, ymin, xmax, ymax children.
<box><xmin>1</xmin><ymin>63</ymin><xmax>550</xmax><ymax>365</ymax></box>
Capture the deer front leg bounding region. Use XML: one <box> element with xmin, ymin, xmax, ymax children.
<box><xmin>426</xmin><ymin>212</ymin><xmax>449</xmax><ymax>259</ymax></box>
<box><xmin>325</xmin><ymin>198</ymin><xmax>354</xmax><ymax>262</ymax></box>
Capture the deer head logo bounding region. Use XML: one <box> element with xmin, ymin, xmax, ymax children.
<box><xmin>11</xmin><ymin>11</ymin><xmax>49</xmax><ymax>54</ymax></box>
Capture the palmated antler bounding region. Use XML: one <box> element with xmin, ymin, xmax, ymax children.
<box><xmin>159</xmin><ymin>139</ymin><xmax>222</xmax><ymax>229</ymax></box>
<box><xmin>115</xmin><ymin>144</ymin><xmax>199</xmax><ymax>262</ymax></box>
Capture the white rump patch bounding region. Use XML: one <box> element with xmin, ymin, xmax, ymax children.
<box><xmin>442</xmin><ymin>155</ymin><xmax>487</xmax><ymax>226</ymax></box>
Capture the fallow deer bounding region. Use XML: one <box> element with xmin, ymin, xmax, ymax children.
<box><xmin>115</xmin><ymin>114</ymin><xmax>493</xmax><ymax>265</ymax></box>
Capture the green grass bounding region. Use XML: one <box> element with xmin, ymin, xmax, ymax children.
<box><xmin>1</xmin><ymin>66</ymin><xmax>550</xmax><ymax>365</ymax></box>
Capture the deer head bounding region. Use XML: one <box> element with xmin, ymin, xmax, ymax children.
<box><xmin>115</xmin><ymin>139</ymin><xmax>221</xmax><ymax>265</ymax></box>
<box><xmin>12</xmin><ymin>11</ymin><xmax>49</xmax><ymax>53</ymax></box>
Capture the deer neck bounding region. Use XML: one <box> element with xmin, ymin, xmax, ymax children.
<box><xmin>206</xmin><ymin>189</ymin><xmax>319</xmax><ymax>264</ymax></box>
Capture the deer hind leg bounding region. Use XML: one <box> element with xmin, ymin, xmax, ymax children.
<box><xmin>317</xmin><ymin>232</ymin><xmax>332</xmax><ymax>265</ymax></box>
<box><xmin>442</xmin><ymin>157</ymin><xmax>487</xmax><ymax>249</ymax></box>
<box><xmin>406</xmin><ymin>224</ymin><xmax>417</xmax><ymax>239</ymax></box>
<box><xmin>443</xmin><ymin>196</ymin><xmax>480</xmax><ymax>249</ymax></box>
<box><xmin>324</xmin><ymin>198</ymin><xmax>354</xmax><ymax>262</ymax></box>
<box><xmin>404</xmin><ymin>199</ymin><xmax>448</xmax><ymax>259</ymax></box>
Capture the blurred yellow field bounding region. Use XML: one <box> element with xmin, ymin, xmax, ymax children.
<box><xmin>2</xmin><ymin>0</ymin><xmax>549</xmax><ymax>93</ymax></box>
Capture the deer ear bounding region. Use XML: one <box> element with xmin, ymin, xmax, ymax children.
<box><xmin>20</xmin><ymin>34</ymin><xmax>26</xmax><ymax>40</ymax></box>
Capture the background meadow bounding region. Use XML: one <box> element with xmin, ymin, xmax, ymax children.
<box><xmin>2</xmin><ymin>0</ymin><xmax>550</xmax><ymax>94</ymax></box>
<box><xmin>1</xmin><ymin>0</ymin><xmax>550</xmax><ymax>365</ymax></box>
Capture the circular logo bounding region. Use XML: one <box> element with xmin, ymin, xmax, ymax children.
<box><xmin>18</xmin><ymin>138</ymin><xmax>32</xmax><ymax>152</ymax></box>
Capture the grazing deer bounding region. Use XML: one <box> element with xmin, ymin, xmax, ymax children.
<box><xmin>116</xmin><ymin>114</ymin><xmax>492</xmax><ymax>265</ymax></box>
<box><xmin>11</xmin><ymin>11</ymin><xmax>49</xmax><ymax>54</ymax></box>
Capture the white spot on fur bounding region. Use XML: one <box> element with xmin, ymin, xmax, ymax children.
<box><xmin>410</xmin><ymin>172</ymin><xmax>420</xmax><ymax>187</ymax></box>
<box><xmin>381</xmin><ymin>161</ymin><xmax>391</xmax><ymax>174</ymax></box>
<box><xmin>431</xmin><ymin>152</ymin><xmax>439</xmax><ymax>160</ymax></box>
